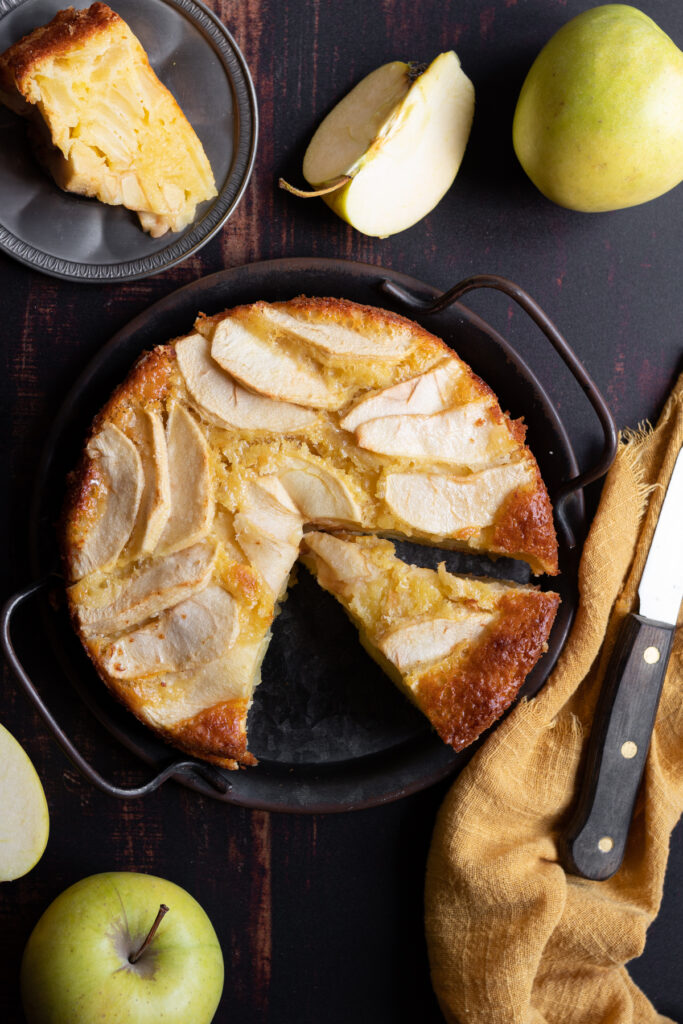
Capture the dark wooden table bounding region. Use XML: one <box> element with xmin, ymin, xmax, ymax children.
<box><xmin>2</xmin><ymin>1</ymin><xmax>682</xmax><ymax>1021</ymax></box>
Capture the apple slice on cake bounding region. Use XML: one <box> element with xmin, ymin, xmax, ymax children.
<box><xmin>301</xmin><ymin>532</ymin><xmax>559</xmax><ymax>751</ymax></box>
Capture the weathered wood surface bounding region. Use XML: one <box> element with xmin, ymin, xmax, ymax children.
<box><xmin>1</xmin><ymin>1</ymin><xmax>681</xmax><ymax>1021</ymax></box>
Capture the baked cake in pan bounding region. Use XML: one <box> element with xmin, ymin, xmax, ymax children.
<box><xmin>61</xmin><ymin>297</ymin><xmax>559</xmax><ymax>768</ymax></box>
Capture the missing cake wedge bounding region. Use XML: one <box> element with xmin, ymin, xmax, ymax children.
<box><xmin>0</xmin><ymin>3</ymin><xmax>217</xmax><ymax>236</ymax></box>
<box><xmin>300</xmin><ymin>532</ymin><xmax>560</xmax><ymax>752</ymax></box>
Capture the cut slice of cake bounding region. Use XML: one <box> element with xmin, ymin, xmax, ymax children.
<box><xmin>0</xmin><ymin>3</ymin><xmax>217</xmax><ymax>236</ymax></box>
<box><xmin>300</xmin><ymin>532</ymin><xmax>560</xmax><ymax>752</ymax></box>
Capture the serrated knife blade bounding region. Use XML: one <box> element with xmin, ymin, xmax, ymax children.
<box><xmin>638</xmin><ymin>446</ymin><xmax>683</xmax><ymax>625</ymax></box>
<box><xmin>561</xmin><ymin>444</ymin><xmax>682</xmax><ymax>881</ymax></box>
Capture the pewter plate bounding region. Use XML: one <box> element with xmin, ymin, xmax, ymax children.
<box><xmin>0</xmin><ymin>0</ymin><xmax>257</xmax><ymax>281</ymax></box>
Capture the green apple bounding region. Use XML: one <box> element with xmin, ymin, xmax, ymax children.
<box><xmin>513</xmin><ymin>4</ymin><xmax>683</xmax><ymax>211</ymax></box>
<box><xmin>0</xmin><ymin>721</ymin><xmax>49</xmax><ymax>881</ymax></box>
<box><xmin>280</xmin><ymin>51</ymin><xmax>475</xmax><ymax>236</ymax></box>
<box><xmin>21</xmin><ymin>872</ymin><xmax>224</xmax><ymax>1024</ymax></box>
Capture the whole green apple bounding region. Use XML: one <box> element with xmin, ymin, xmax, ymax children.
<box><xmin>21</xmin><ymin>872</ymin><xmax>224</xmax><ymax>1024</ymax></box>
<box><xmin>513</xmin><ymin>4</ymin><xmax>683</xmax><ymax>211</ymax></box>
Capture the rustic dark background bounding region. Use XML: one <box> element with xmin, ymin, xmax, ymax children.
<box><xmin>1</xmin><ymin>1</ymin><xmax>682</xmax><ymax>1021</ymax></box>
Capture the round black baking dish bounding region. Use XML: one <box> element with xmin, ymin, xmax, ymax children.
<box><xmin>2</xmin><ymin>258</ymin><xmax>616</xmax><ymax>812</ymax></box>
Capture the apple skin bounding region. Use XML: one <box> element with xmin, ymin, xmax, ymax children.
<box><xmin>21</xmin><ymin>872</ymin><xmax>224</xmax><ymax>1024</ymax></box>
<box><xmin>0</xmin><ymin>721</ymin><xmax>49</xmax><ymax>882</ymax></box>
<box><xmin>513</xmin><ymin>4</ymin><xmax>683</xmax><ymax>212</ymax></box>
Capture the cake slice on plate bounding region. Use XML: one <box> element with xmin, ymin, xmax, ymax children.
<box><xmin>300</xmin><ymin>531</ymin><xmax>560</xmax><ymax>751</ymax></box>
<box><xmin>0</xmin><ymin>3</ymin><xmax>217</xmax><ymax>236</ymax></box>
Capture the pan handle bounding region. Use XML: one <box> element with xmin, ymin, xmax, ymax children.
<box><xmin>380</xmin><ymin>274</ymin><xmax>618</xmax><ymax>548</ymax></box>
<box><xmin>1</xmin><ymin>577</ymin><xmax>230</xmax><ymax>799</ymax></box>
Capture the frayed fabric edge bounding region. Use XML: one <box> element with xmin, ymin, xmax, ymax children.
<box><xmin>618</xmin><ymin>422</ymin><xmax>661</xmax><ymax>519</ymax></box>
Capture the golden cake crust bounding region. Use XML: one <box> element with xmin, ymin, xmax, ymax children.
<box><xmin>201</xmin><ymin>294</ymin><xmax>452</xmax><ymax>348</ymax></box>
<box><xmin>491</xmin><ymin>462</ymin><xmax>558</xmax><ymax>575</ymax></box>
<box><xmin>415</xmin><ymin>590</ymin><xmax>560</xmax><ymax>750</ymax></box>
<box><xmin>169</xmin><ymin>701</ymin><xmax>258</xmax><ymax>769</ymax></box>
<box><xmin>0</xmin><ymin>4</ymin><xmax>120</xmax><ymax>101</ymax></box>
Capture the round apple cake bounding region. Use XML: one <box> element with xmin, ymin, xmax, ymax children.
<box><xmin>61</xmin><ymin>297</ymin><xmax>559</xmax><ymax>768</ymax></box>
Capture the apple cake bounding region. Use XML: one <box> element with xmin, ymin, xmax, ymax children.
<box><xmin>300</xmin><ymin>532</ymin><xmax>559</xmax><ymax>751</ymax></box>
<box><xmin>0</xmin><ymin>3</ymin><xmax>217</xmax><ymax>237</ymax></box>
<box><xmin>61</xmin><ymin>296</ymin><xmax>559</xmax><ymax>768</ymax></box>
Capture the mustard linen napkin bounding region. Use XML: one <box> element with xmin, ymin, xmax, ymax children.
<box><xmin>425</xmin><ymin>374</ymin><xmax>683</xmax><ymax>1024</ymax></box>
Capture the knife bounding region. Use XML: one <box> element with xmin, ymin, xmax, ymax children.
<box><xmin>561</xmin><ymin>446</ymin><xmax>683</xmax><ymax>881</ymax></box>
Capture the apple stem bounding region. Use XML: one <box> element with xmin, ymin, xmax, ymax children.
<box><xmin>129</xmin><ymin>904</ymin><xmax>169</xmax><ymax>964</ymax></box>
<box><xmin>407</xmin><ymin>61</ymin><xmax>427</xmax><ymax>81</ymax></box>
<box><xmin>278</xmin><ymin>175</ymin><xmax>350</xmax><ymax>198</ymax></box>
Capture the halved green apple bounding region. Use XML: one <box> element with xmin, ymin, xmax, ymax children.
<box><xmin>0</xmin><ymin>722</ymin><xmax>49</xmax><ymax>881</ymax></box>
<box><xmin>280</xmin><ymin>51</ymin><xmax>475</xmax><ymax>237</ymax></box>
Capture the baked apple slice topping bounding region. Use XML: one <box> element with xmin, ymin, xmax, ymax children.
<box><xmin>157</xmin><ymin>404</ymin><xmax>213</xmax><ymax>554</ymax></box>
<box><xmin>69</xmin><ymin>422</ymin><xmax>144</xmax><ymax>580</ymax></box>
<box><xmin>234</xmin><ymin>478</ymin><xmax>304</xmax><ymax>595</ymax></box>
<box><xmin>277</xmin><ymin>455</ymin><xmax>364</xmax><ymax>526</ymax></box>
<box><xmin>376</xmin><ymin>615</ymin><xmax>493</xmax><ymax>672</ymax></box>
<box><xmin>246</xmin><ymin>303</ymin><xmax>418</xmax><ymax>361</ymax></box>
<box><xmin>175</xmin><ymin>333</ymin><xmax>319</xmax><ymax>433</ymax></box>
<box><xmin>100</xmin><ymin>586</ymin><xmax>239</xmax><ymax>679</ymax></box>
<box><xmin>205</xmin><ymin>315</ymin><xmax>348</xmax><ymax>409</ymax></box>
<box><xmin>382</xmin><ymin>462</ymin><xmax>535</xmax><ymax>536</ymax></box>
<box><xmin>339</xmin><ymin>361</ymin><xmax>463</xmax><ymax>430</ymax></box>
<box><xmin>124</xmin><ymin>410</ymin><xmax>171</xmax><ymax>559</ymax></box>
<box><xmin>72</xmin><ymin>541</ymin><xmax>217</xmax><ymax>636</ymax></box>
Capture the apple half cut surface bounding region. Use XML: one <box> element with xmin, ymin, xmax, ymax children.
<box><xmin>280</xmin><ymin>51</ymin><xmax>475</xmax><ymax>236</ymax></box>
<box><xmin>0</xmin><ymin>722</ymin><xmax>49</xmax><ymax>882</ymax></box>
<box><xmin>21</xmin><ymin>872</ymin><xmax>224</xmax><ymax>1024</ymax></box>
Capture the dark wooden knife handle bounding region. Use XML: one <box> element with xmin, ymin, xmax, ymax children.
<box><xmin>560</xmin><ymin>613</ymin><xmax>675</xmax><ymax>881</ymax></box>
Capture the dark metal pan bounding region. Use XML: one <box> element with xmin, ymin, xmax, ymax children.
<box><xmin>1</xmin><ymin>258</ymin><xmax>617</xmax><ymax>812</ymax></box>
